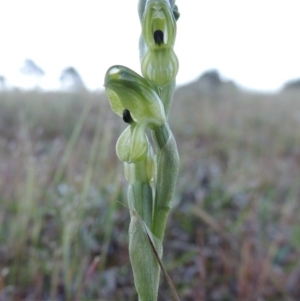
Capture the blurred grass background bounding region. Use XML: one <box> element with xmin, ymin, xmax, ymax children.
<box><xmin>0</xmin><ymin>78</ymin><xmax>300</xmax><ymax>300</ymax></box>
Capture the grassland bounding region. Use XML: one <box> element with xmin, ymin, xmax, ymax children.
<box><xmin>0</xmin><ymin>83</ymin><xmax>299</xmax><ymax>301</ymax></box>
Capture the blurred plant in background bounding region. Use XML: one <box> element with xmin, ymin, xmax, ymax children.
<box><xmin>1</xmin><ymin>10</ymin><xmax>300</xmax><ymax>301</ymax></box>
<box><xmin>0</xmin><ymin>76</ymin><xmax>7</xmax><ymax>89</ymax></box>
<box><xmin>59</xmin><ymin>67</ymin><xmax>86</xmax><ymax>91</ymax></box>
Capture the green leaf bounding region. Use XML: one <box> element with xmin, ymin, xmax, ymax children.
<box><xmin>130</xmin><ymin>208</ymin><xmax>181</xmax><ymax>301</ymax></box>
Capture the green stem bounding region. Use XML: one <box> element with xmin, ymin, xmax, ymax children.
<box><xmin>158</xmin><ymin>80</ymin><xmax>176</xmax><ymax>118</ymax></box>
<box><xmin>128</xmin><ymin>181</ymin><xmax>153</xmax><ymax>230</ymax></box>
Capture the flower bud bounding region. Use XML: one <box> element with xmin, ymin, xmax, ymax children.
<box><xmin>116</xmin><ymin>123</ymin><xmax>148</xmax><ymax>163</ymax></box>
<box><xmin>141</xmin><ymin>47</ymin><xmax>178</xmax><ymax>86</ymax></box>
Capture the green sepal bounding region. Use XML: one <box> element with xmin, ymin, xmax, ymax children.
<box><xmin>138</xmin><ymin>0</ymin><xmax>177</xmax><ymax>22</ymax></box>
<box><xmin>138</xmin><ymin>0</ymin><xmax>147</xmax><ymax>21</ymax></box>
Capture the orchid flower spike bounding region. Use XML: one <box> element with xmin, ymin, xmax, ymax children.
<box><xmin>104</xmin><ymin>2</ymin><xmax>180</xmax><ymax>300</ymax></box>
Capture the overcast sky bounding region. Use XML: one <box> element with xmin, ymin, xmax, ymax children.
<box><xmin>0</xmin><ymin>0</ymin><xmax>299</xmax><ymax>91</ymax></box>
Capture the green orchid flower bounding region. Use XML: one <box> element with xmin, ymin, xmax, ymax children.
<box><xmin>139</xmin><ymin>0</ymin><xmax>179</xmax><ymax>86</ymax></box>
<box><xmin>104</xmin><ymin>65</ymin><xmax>166</xmax><ymax>163</ymax></box>
<box><xmin>142</xmin><ymin>0</ymin><xmax>177</xmax><ymax>49</ymax></box>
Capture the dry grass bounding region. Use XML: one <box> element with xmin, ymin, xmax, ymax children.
<box><xmin>0</xmin><ymin>85</ymin><xmax>299</xmax><ymax>300</ymax></box>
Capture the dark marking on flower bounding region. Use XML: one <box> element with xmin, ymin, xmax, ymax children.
<box><xmin>123</xmin><ymin>109</ymin><xmax>133</xmax><ymax>124</ymax></box>
<box><xmin>154</xmin><ymin>30</ymin><xmax>164</xmax><ymax>45</ymax></box>
<box><xmin>173</xmin><ymin>5</ymin><xmax>180</xmax><ymax>21</ymax></box>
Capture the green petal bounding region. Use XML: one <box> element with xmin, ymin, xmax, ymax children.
<box><xmin>105</xmin><ymin>86</ymin><xmax>125</xmax><ymax>117</ymax></box>
<box><xmin>105</xmin><ymin>65</ymin><xmax>166</xmax><ymax>125</ymax></box>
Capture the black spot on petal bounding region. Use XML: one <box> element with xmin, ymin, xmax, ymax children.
<box><xmin>154</xmin><ymin>30</ymin><xmax>164</xmax><ymax>45</ymax></box>
<box><xmin>123</xmin><ymin>109</ymin><xmax>133</xmax><ymax>124</ymax></box>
